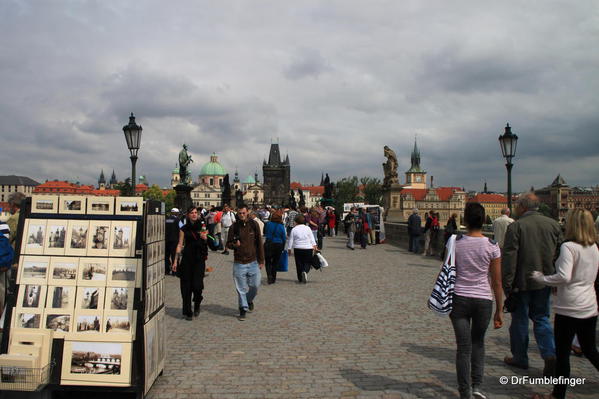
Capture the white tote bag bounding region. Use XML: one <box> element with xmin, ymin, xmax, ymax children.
<box><xmin>316</xmin><ymin>253</ymin><xmax>329</xmax><ymax>268</ymax></box>
<box><xmin>427</xmin><ymin>234</ymin><xmax>457</xmax><ymax>315</ymax></box>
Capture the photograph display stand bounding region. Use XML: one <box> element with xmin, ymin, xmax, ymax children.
<box><xmin>1</xmin><ymin>196</ymin><xmax>166</xmax><ymax>398</ymax></box>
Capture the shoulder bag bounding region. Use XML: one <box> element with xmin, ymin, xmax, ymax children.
<box><xmin>427</xmin><ymin>234</ymin><xmax>457</xmax><ymax>315</ymax></box>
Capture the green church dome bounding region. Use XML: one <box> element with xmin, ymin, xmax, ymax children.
<box><xmin>199</xmin><ymin>153</ymin><xmax>227</xmax><ymax>176</ymax></box>
<box><xmin>243</xmin><ymin>175</ymin><xmax>256</xmax><ymax>184</ymax></box>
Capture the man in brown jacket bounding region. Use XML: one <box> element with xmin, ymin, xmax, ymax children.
<box><xmin>502</xmin><ymin>193</ymin><xmax>562</xmax><ymax>375</ymax></box>
<box><xmin>226</xmin><ymin>205</ymin><xmax>265</xmax><ymax>321</ymax></box>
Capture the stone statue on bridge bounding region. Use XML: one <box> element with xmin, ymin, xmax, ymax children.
<box><xmin>382</xmin><ymin>145</ymin><xmax>399</xmax><ymax>187</ymax></box>
<box><xmin>178</xmin><ymin>144</ymin><xmax>193</xmax><ymax>186</ymax></box>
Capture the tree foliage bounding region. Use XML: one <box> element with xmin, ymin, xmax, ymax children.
<box><xmin>164</xmin><ymin>190</ymin><xmax>176</xmax><ymax>212</ymax></box>
<box><xmin>333</xmin><ymin>176</ymin><xmax>359</xmax><ymax>211</ymax></box>
<box><xmin>360</xmin><ymin>177</ymin><xmax>383</xmax><ymax>206</ymax></box>
<box><xmin>143</xmin><ymin>184</ymin><xmax>164</xmax><ymax>202</ymax></box>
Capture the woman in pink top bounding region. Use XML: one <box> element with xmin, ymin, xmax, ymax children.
<box><xmin>531</xmin><ymin>208</ymin><xmax>599</xmax><ymax>399</ymax></box>
<box><xmin>450</xmin><ymin>202</ymin><xmax>503</xmax><ymax>399</ymax></box>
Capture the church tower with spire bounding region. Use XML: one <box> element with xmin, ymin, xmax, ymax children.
<box><xmin>98</xmin><ymin>170</ymin><xmax>106</xmax><ymax>189</ymax></box>
<box><xmin>262</xmin><ymin>142</ymin><xmax>290</xmax><ymax>206</ymax></box>
<box><xmin>405</xmin><ymin>138</ymin><xmax>427</xmax><ymax>189</ymax></box>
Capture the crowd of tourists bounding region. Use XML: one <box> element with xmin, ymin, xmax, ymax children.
<box><xmin>418</xmin><ymin>193</ymin><xmax>599</xmax><ymax>399</ymax></box>
<box><xmin>166</xmin><ymin>204</ymin><xmax>335</xmax><ymax>321</ymax></box>
<box><xmin>1</xmin><ymin>189</ymin><xmax>598</xmax><ymax>398</ymax></box>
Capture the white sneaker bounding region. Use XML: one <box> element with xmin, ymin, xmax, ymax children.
<box><xmin>472</xmin><ymin>388</ymin><xmax>488</xmax><ymax>399</ymax></box>
<box><xmin>302</xmin><ymin>271</ymin><xmax>308</xmax><ymax>283</ymax></box>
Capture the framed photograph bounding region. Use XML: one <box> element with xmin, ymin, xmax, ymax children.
<box><xmin>43</xmin><ymin>220</ymin><xmax>68</xmax><ymax>256</ymax></box>
<box><xmin>48</xmin><ymin>257</ymin><xmax>79</xmax><ymax>286</ymax></box>
<box><xmin>105</xmin><ymin>287</ymin><xmax>133</xmax><ymax>311</ymax></box>
<box><xmin>76</xmin><ymin>287</ymin><xmax>105</xmax><ymax>311</ymax></box>
<box><xmin>21</xmin><ymin>219</ymin><xmax>48</xmax><ymax>255</ymax></box>
<box><xmin>87</xmin><ymin>197</ymin><xmax>114</xmax><ymax>216</ymax></box>
<box><xmin>115</xmin><ymin>197</ymin><xmax>143</xmax><ymax>216</ymax></box>
<box><xmin>18</xmin><ymin>256</ymin><xmax>50</xmax><ymax>285</ymax></box>
<box><xmin>31</xmin><ymin>195</ymin><xmax>58</xmax><ymax>214</ymax></box>
<box><xmin>43</xmin><ymin>310</ymin><xmax>73</xmax><ymax>337</ymax></box>
<box><xmin>87</xmin><ymin>221</ymin><xmax>112</xmax><ymax>257</ymax></box>
<box><xmin>65</xmin><ymin>220</ymin><xmax>89</xmax><ymax>256</ymax></box>
<box><xmin>78</xmin><ymin>258</ymin><xmax>108</xmax><ymax>286</ymax></box>
<box><xmin>74</xmin><ymin>310</ymin><xmax>103</xmax><ymax>334</ymax></box>
<box><xmin>12</xmin><ymin>310</ymin><xmax>43</xmax><ymax>329</ymax></box>
<box><xmin>109</xmin><ymin>221</ymin><xmax>135</xmax><ymax>257</ymax></box>
<box><xmin>46</xmin><ymin>285</ymin><xmax>76</xmax><ymax>310</ymax></box>
<box><xmin>144</xmin><ymin>317</ymin><xmax>157</xmax><ymax>394</ymax></box>
<box><xmin>59</xmin><ymin>196</ymin><xmax>86</xmax><ymax>215</ymax></box>
<box><xmin>107</xmin><ymin>258</ymin><xmax>139</xmax><ymax>288</ymax></box>
<box><xmin>17</xmin><ymin>284</ymin><xmax>47</xmax><ymax>310</ymax></box>
<box><xmin>61</xmin><ymin>341</ymin><xmax>132</xmax><ymax>384</ymax></box>
<box><xmin>104</xmin><ymin>310</ymin><xmax>136</xmax><ymax>340</ymax></box>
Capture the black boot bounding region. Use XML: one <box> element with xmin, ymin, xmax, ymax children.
<box><xmin>193</xmin><ymin>302</ymin><xmax>200</xmax><ymax>317</ymax></box>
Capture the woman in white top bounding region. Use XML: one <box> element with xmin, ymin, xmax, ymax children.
<box><xmin>286</xmin><ymin>214</ymin><xmax>317</xmax><ymax>284</ymax></box>
<box><xmin>531</xmin><ymin>208</ymin><xmax>599</xmax><ymax>399</ymax></box>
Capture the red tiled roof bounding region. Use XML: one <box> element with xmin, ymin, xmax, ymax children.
<box><xmin>303</xmin><ymin>185</ymin><xmax>324</xmax><ymax>195</ymax></box>
<box><xmin>34</xmin><ymin>181</ymin><xmax>94</xmax><ymax>194</ymax></box>
<box><xmin>290</xmin><ymin>182</ymin><xmax>302</xmax><ymax>190</ymax></box>
<box><xmin>34</xmin><ymin>181</ymin><xmax>122</xmax><ymax>196</ymax></box>
<box><xmin>135</xmin><ymin>184</ymin><xmax>149</xmax><ymax>193</ymax></box>
<box><xmin>468</xmin><ymin>193</ymin><xmax>508</xmax><ymax>203</ymax></box>
<box><xmin>401</xmin><ymin>187</ymin><xmax>463</xmax><ymax>201</ymax></box>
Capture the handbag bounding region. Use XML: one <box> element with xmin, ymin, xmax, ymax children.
<box><xmin>427</xmin><ymin>234</ymin><xmax>457</xmax><ymax>315</ymax></box>
<box><xmin>276</xmin><ymin>250</ymin><xmax>288</xmax><ymax>272</ymax></box>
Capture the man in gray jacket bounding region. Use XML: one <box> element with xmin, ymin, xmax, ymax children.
<box><xmin>502</xmin><ymin>193</ymin><xmax>562</xmax><ymax>376</ymax></box>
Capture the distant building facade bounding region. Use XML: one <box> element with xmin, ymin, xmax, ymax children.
<box><xmin>191</xmin><ymin>153</ymin><xmax>227</xmax><ymax>209</ymax></box>
<box><xmin>535</xmin><ymin>175</ymin><xmax>599</xmax><ymax>220</ymax></box>
<box><xmin>0</xmin><ymin>175</ymin><xmax>39</xmax><ymax>202</ymax></box>
<box><xmin>467</xmin><ymin>193</ymin><xmax>508</xmax><ymax>222</ymax></box>
<box><xmin>262</xmin><ymin>143</ymin><xmax>290</xmax><ymax>206</ymax></box>
<box><xmin>241</xmin><ymin>173</ymin><xmax>264</xmax><ymax>208</ymax></box>
<box><xmin>399</xmin><ymin>187</ymin><xmax>467</xmax><ymax>223</ymax></box>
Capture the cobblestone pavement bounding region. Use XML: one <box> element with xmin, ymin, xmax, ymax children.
<box><xmin>147</xmin><ymin>237</ymin><xmax>599</xmax><ymax>399</ymax></box>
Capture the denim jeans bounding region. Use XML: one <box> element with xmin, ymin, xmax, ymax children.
<box><xmin>409</xmin><ymin>234</ymin><xmax>421</xmax><ymax>253</ymax></box>
<box><xmin>450</xmin><ymin>295</ymin><xmax>493</xmax><ymax>398</ymax></box>
<box><xmin>509</xmin><ymin>287</ymin><xmax>556</xmax><ymax>366</ymax></box>
<box><xmin>347</xmin><ymin>232</ymin><xmax>355</xmax><ymax>249</ymax></box>
<box><xmin>233</xmin><ymin>261</ymin><xmax>261</xmax><ymax>310</ymax></box>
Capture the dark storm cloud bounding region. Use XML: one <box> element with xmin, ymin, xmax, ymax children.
<box><xmin>0</xmin><ymin>1</ymin><xmax>598</xmax><ymax>191</ymax></box>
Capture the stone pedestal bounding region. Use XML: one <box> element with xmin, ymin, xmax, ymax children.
<box><xmin>174</xmin><ymin>184</ymin><xmax>193</xmax><ymax>213</ymax></box>
<box><xmin>382</xmin><ymin>183</ymin><xmax>404</xmax><ymax>222</ymax></box>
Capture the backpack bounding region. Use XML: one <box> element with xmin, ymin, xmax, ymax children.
<box><xmin>432</xmin><ymin>217</ymin><xmax>440</xmax><ymax>232</ymax></box>
<box><xmin>0</xmin><ymin>235</ymin><xmax>15</xmax><ymax>270</ymax></box>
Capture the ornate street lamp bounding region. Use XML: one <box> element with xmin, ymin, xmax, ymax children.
<box><xmin>123</xmin><ymin>113</ymin><xmax>142</xmax><ymax>196</ymax></box>
<box><xmin>499</xmin><ymin>123</ymin><xmax>518</xmax><ymax>212</ymax></box>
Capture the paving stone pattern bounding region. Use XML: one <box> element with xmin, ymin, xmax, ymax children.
<box><xmin>147</xmin><ymin>237</ymin><xmax>599</xmax><ymax>399</ymax></box>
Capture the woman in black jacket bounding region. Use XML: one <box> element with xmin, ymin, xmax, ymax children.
<box><xmin>172</xmin><ymin>206</ymin><xmax>208</xmax><ymax>320</ymax></box>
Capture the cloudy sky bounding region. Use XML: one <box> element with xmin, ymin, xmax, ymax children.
<box><xmin>1</xmin><ymin>1</ymin><xmax>598</xmax><ymax>192</ymax></box>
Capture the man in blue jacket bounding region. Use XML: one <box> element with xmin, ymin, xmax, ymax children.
<box><xmin>407</xmin><ymin>208</ymin><xmax>422</xmax><ymax>253</ymax></box>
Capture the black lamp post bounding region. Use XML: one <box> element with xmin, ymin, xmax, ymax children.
<box><xmin>123</xmin><ymin>113</ymin><xmax>142</xmax><ymax>196</ymax></box>
<box><xmin>499</xmin><ymin>123</ymin><xmax>518</xmax><ymax>212</ymax></box>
